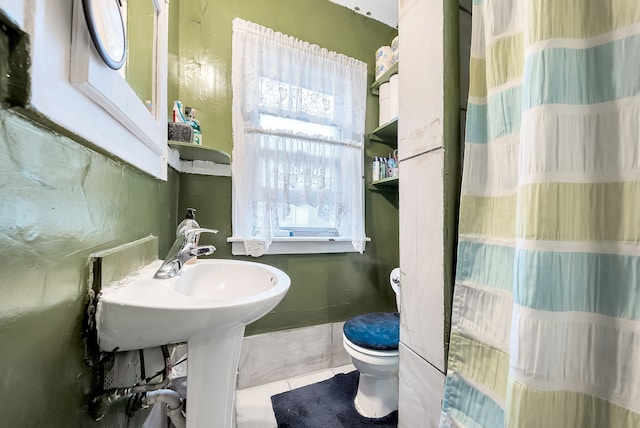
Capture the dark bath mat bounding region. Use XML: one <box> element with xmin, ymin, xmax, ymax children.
<box><xmin>271</xmin><ymin>371</ymin><xmax>398</xmax><ymax>428</ymax></box>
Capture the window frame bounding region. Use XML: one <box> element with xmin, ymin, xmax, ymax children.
<box><xmin>229</xmin><ymin>20</ymin><xmax>368</xmax><ymax>256</ymax></box>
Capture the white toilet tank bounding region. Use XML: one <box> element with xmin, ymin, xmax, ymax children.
<box><xmin>390</xmin><ymin>268</ymin><xmax>400</xmax><ymax>311</ymax></box>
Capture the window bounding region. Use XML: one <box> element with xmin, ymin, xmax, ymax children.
<box><xmin>230</xmin><ymin>18</ymin><xmax>368</xmax><ymax>256</ymax></box>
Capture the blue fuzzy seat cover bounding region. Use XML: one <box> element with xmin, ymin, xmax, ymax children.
<box><xmin>343</xmin><ymin>312</ymin><xmax>400</xmax><ymax>351</ymax></box>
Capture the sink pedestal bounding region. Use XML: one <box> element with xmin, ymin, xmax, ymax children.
<box><xmin>186</xmin><ymin>324</ymin><xmax>245</xmax><ymax>428</ymax></box>
<box><xmin>95</xmin><ymin>259</ymin><xmax>291</xmax><ymax>426</ymax></box>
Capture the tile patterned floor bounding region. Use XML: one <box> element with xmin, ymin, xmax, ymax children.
<box><xmin>235</xmin><ymin>364</ymin><xmax>356</xmax><ymax>428</ymax></box>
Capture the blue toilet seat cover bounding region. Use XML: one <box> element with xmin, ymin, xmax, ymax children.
<box><xmin>343</xmin><ymin>312</ymin><xmax>400</xmax><ymax>351</ymax></box>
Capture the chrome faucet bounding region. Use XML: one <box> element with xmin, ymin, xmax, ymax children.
<box><xmin>154</xmin><ymin>227</ymin><xmax>218</xmax><ymax>279</ymax></box>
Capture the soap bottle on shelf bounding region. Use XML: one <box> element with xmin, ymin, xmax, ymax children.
<box><xmin>387</xmin><ymin>153</ymin><xmax>395</xmax><ymax>178</ymax></box>
<box><xmin>185</xmin><ymin>106</ymin><xmax>202</xmax><ymax>145</ymax></box>
<box><xmin>391</xmin><ymin>149</ymin><xmax>399</xmax><ymax>177</ymax></box>
<box><xmin>172</xmin><ymin>100</ymin><xmax>187</xmax><ymax>123</ymax></box>
<box><xmin>372</xmin><ymin>156</ymin><xmax>381</xmax><ymax>181</ymax></box>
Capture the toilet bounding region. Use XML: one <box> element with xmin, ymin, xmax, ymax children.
<box><xmin>343</xmin><ymin>268</ymin><xmax>401</xmax><ymax>418</ymax></box>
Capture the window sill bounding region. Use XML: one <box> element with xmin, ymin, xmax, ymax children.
<box><xmin>227</xmin><ymin>237</ymin><xmax>370</xmax><ymax>256</ymax></box>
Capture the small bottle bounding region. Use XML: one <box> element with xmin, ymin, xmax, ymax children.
<box><xmin>372</xmin><ymin>156</ymin><xmax>381</xmax><ymax>181</ymax></box>
<box><xmin>172</xmin><ymin>101</ymin><xmax>187</xmax><ymax>123</ymax></box>
<box><xmin>177</xmin><ymin>208</ymin><xmax>199</xmax><ymax>237</ymax></box>
<box><xmin>185</xmin><ymin>107</ymin><xmax>202</xmax><ymax>145</ymax></box>
<box><xmin>391</xmin><ymin>149</ymin><xmax>399</xmax><ymax>177</ymax></box>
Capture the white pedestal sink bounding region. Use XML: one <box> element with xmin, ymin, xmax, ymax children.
<box><xmin>95</xmin><ymin>259</ymin><xmax>290</xmax><ymax>427</ymax></box>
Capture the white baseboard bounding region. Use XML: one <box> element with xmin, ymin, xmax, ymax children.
<box><xmin>237</xmin><ymin>322</ymin><xmax>351</xmax><ymax>389</ymax></box>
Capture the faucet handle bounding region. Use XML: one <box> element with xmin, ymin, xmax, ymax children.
<box><xmin>183</xmin><ymin>227</ymin><xmax>219</xmax><ymax>238</ymax></box>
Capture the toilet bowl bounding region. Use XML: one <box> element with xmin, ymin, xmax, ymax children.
<box><xmin>342</xmin><ymin>268</ymin><xmax>401</xmax><ymax>418</ymax></box>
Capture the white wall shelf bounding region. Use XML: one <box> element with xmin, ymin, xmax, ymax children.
<box><xmin>370</xmin><ymin>65</ymin><xmax>398</xmax><ymax>191</ymax></box>
<box><xmin>368</xmin><ymin>175</ymin><xmax>399</xmax><ymax>191</ymax></box>
<box><xmin>168</xmin><ymin>142</ymin><xmax>231</xmax><ymax>164</ymax></box>
<box><xmin>369</xmin><ymin>117</ymin><xmax>398</xmax><ymax>143</ymax></box>
<box><xmin>370</xmin><ymin>62</ymin><xmax>399</xmax><ymax>95</ymax></box>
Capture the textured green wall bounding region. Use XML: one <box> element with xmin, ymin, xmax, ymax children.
<box><xmin>171</xmin><ymin>1</ymin><xmax>400</xmax><ymax>335</ymax></box>
<box><xmin>0</xmin><ymin>109</ymin><xmax>179</xmax><ymax>425</ymax></box>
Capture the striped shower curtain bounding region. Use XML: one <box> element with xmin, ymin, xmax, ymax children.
<box><xmin>441</xmin><ymin>1</ymin><xmax>640</xmax><ymax>427</ymax></box>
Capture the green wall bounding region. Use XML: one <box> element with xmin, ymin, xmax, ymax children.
<box><xmin>443</xmin><ymin>0</ymin><xmax>462</xmax><ymax>369</ymax></box>
<box><xmin>171</xmin><ymin>0</ymin><xmax>400</xmax><ymax>335</ymax></box>
<box><xmin>0</xmin><ymin>108</ymin><xmax>180</xmax><ymax>425</ymax></box>
<box><xmin>0</xmin><ymin>1</ymin><xmax>399</xmax><ymax>425</ymax></box>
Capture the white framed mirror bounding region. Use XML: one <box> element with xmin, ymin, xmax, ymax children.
<box><xmin>68</xmin><ymin>0</ymin><xmax>168</xmax><ymax>178</ymax></box>
<box><xmin>0</xmin><ymin>0</ymin><xmax>168</xmax><ymax>179</ymax></box>
<box><xmin>81</xmin><ymin>0</ymin><xmax>126</xmax><ymax>70</ymax></box>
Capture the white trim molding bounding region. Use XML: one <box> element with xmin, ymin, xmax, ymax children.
<box><xmin>227</xmin><ymin>237</ymin><xmax>370</xmax><ymax>256</ymax></box>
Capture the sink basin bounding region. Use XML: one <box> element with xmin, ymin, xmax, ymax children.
<box><xmin>95</xmin><ymin>259</ymin><xmax>290</xmax><ymax>427</ymax></box>
<box><xmin>96</xmin><ymin>259</ymin><xmax>290</xmax><ymax>352</ymax></box>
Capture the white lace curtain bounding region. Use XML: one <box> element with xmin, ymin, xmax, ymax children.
<box><xmin>231</xmin><ymin>18</ymin><xmax>367</xmax><ymax>254</ymax></box>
